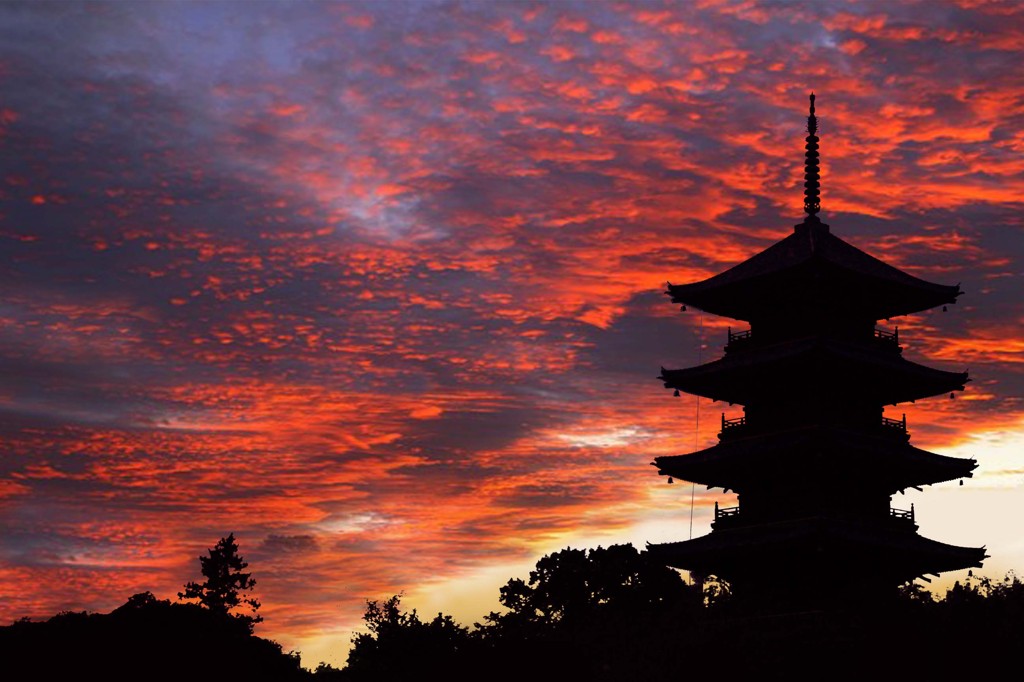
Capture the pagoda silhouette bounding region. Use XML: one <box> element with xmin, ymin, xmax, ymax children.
<box><xmin>649</xmin><ymin>94</ymin><xmax>986</xmax><ymax>609</ymax></box>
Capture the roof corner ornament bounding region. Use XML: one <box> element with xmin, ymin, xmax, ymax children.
<box><xmin>803</xmin><ymin>92</ymin><xmax>821</xmax><ymax>223</ymax></box>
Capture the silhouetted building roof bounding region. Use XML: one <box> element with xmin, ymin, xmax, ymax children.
<box><xmin>659</xmin><ymin>336</ymin><xmax>967</xmax><ymax>405</ymax></box>
<box><xmin>666</xmin><ymin>221</ymin><xmax>962</xmax><ymax>321</ymax></box>
<box><xmin>650</xmin><ymin>516</ymin><xmax>986</xmax><ymax>583</ymax></box>
<box><xmin>652</xmin><ymin>425</ymin><xmax>977</xmax><ymax>492</ymax></box>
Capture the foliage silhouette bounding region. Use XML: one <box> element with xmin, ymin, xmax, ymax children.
<box><xmin>482</xmin><ymin>544</ymin><xmax>702</xmax><ymax>633</ymax></box>
<box><xmin>341</xmin><ymin>545</ymin><xmax>707</xmax><ymax>680</ymax></box>
<box><xmin>336</xmin><ymin>545</ymin><xmax>1024</xmax><ymax>680</ymax></box>
<box><xmin>476</xmin><ymin>544</ymin><xmax>709</xmax><ymax>680</ymax></box>
<box><xmin>179</xmin><ymin>532</ymin><xmax>262</xmax><ymax>632</ymax></box>
<box><xmin>0</xmin><ymin>592</ymin><xmax>305</xmax><ymax>681</ymax></box>
<box><xmin>343</xmin><ymin>594</ymin><xmax>472</xmax><ymax>678</ymax></box>
<box><xmin>4</xmin><ymin>542</ymin><xmax>1024</xmax><ymax>680</ymax></box>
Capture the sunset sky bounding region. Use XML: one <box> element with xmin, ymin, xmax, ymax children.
<box><xmin>2</xmin><ymin>0</ymin><xmax>1023</xmax><ymax>668</ymax></box>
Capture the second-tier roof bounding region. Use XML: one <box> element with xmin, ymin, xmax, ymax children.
<box><xmin>660</xmin><ymin>335</ymin><xmax>968</xmax><ymax>406</ymax></box>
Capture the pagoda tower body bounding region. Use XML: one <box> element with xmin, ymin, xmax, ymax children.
<box><xmin>648</xmin><ymin>95</ymin><xmax>986</xmax><ymax>608</ymax></box>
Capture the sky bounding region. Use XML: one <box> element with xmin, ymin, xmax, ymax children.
<box><xmin>1</xmin><ymin>0</ymin><xmax>1023</xmax><ymax>668</ymax></box>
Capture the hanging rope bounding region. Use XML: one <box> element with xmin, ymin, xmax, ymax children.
<box><xmin>689</xmin><ymin>311</ymin><xmax>703</xmax><ymax>540</ymax></box>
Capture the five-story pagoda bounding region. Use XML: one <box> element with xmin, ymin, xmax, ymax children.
<box><xmin>648</xmin><ymin>94</ymin><xmax>986</xmax><ymax>608</ymax></box>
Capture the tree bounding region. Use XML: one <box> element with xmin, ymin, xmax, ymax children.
<box><xmin>345</xmin><ymin>594</ymin><xmax>471</xmax><ymax>677</ymax></box>
<box><xmin>178</xmin><ymin>533</ymin><xmax>262</xmax><ymax>632</ymax></box>
<box><xmin>467</xmin><ymin>544</ymin><xmax>706</xmax><ymax>681</ymax></box>
<box><xmin>482</xmin><ymin>544</ymin><xmax>701</xmax><ymax>633</ymax></box>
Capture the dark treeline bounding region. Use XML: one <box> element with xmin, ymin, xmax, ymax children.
<box><xmin>324</xmin><ymin>545</ymin><xmax>1024</xmax><ymax>679</ymax></box>
<box><xmin>3</xmin><ymin>541</ymin><xmax>1022</xmax><ymax>680</ymax></box>
<box><xmin>1</xmin><ymin>593</ymin><xmax>308</xmax><ymax>680</ymax></box>
<box><xmin>1</xmin><ymin>533</ymin><xmax>302</xmax><ymax>680</ymax></box>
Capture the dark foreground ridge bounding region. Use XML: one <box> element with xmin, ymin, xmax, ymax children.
<box><xmin>0</xmin><ymin>593</ymin><xmax>307</xmax><ymax>681</ymax></box>
<box><xmin>330</xmin><ymin>545</ymin><xmax>1024</xmax><ymax>680</ymax></box>
<box><xmin>2</xmin><ymin>544</ymin><xmax>1022</xmax><ymax>680</ymax></box>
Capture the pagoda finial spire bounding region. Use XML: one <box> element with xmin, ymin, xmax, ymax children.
<box><xmin>803</xmin><ymin>92</ymin><xmax>821</xmax><ymax>223</ymax></box>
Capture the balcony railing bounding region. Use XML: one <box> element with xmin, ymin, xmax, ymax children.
<box><xmin>711</xmin><ymin>504</ymin><xmax>916</xmax><ymax>525</ymax></box>
<box><xmin>714</xmin><ymin>502</ymin><xmax>741</xmax><ymax>521</ymax></box>
<box><xmin>727</xmin><ymin>327</ymin><xmax>752</xmax><ymax>345</ymax></box>
<box><xmin>720</xmin><ymin>414</ymin><xmax>747</xmax><ymax>434</ymax></box>
<box><xmin>881</xmin><ymin>413</ymin><xmax>907</xmax><ymax>434</ymax></box>
<box><xmin>890</xmin><ymin>504</ymin><xmax>915</xmax><ymax>523</ymax></box>
<box><xmin>874</xmin><ymin>326</ymin><xmax>900</xmax><ymax>348</ymax></box>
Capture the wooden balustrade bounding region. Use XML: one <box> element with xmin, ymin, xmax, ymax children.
<box><xmin>711</xmin><ymin>503</ymin><xmax>915</xmax><ymax>524</ymax></box>
<box><xmin>714</xmin><ymin>502</ymin><xmax>741</xmax><ymax>520</ymax></box>
<box><xmin>874</xmin><ymin>326</ymin><xmax>900</xmax><ymax>347</ymax></box>
<box><xmin>890</xmin><ymin>504</ymin><xmax>915</xmax><ymax>523</ymax></box>
<box><xmin>721</xmin><ymin>414</ymin><xmax>747</xmax><ymax>432</ymax></box>
<box><xmin>881</xmin><ymin>413</ymin><xmax>907</xmax><ymax>433</ymax></box>
<box><xmin>728</xmin><ymin>327</ymin><xmax>753</xmax><ymax>344</ymax></box>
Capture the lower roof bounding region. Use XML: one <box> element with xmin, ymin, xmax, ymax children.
<box><xmin>647</xmin><ymin>516</ymin><xmax>986</xmax><ymax>581</ymax></box>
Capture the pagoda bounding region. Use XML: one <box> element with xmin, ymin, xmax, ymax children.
<box><xmin>648</xmin><ymin>94</ymin><xmax>986</xmax><ymax>608</ymax></box>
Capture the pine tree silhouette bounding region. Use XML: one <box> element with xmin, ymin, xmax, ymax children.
<box><xmin>179</xmin><ymin>533</ymin><xmax>263</xmax><ymax>632</ymax></box>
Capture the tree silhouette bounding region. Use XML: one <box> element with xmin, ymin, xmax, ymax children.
<box><xmin>482</xmin><ymin>544</ymin><xmax>701</xmax><ymax>634</ymax></box>
<box><xmin>6</xmin><ymin>537</ymin><xmax>1024</xmax><ymax>680</ymax></box>
<box><xmin>345</xmin><ymin>594</ymin><xmax>471</xmax><ymax>677</ymax></box>
<box><xmin>178</xmin><ymin>533</ymin><xmax>262</xmax><ymax>632</ymax></box>
<box><xmin>0</xmin><ymin>592</ymin><xmax>306</xmax><ymax>679</ymax></box>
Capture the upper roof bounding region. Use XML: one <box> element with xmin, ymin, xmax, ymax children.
<box><xmin>667</xmin><ymin>221</ymin><xmax>962</xmax><ymax>321</ymax></box>
<box><xmin>667</xmin><ymin>94</ymin><xmax>961</xmax><ymax>321</ymax></box>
